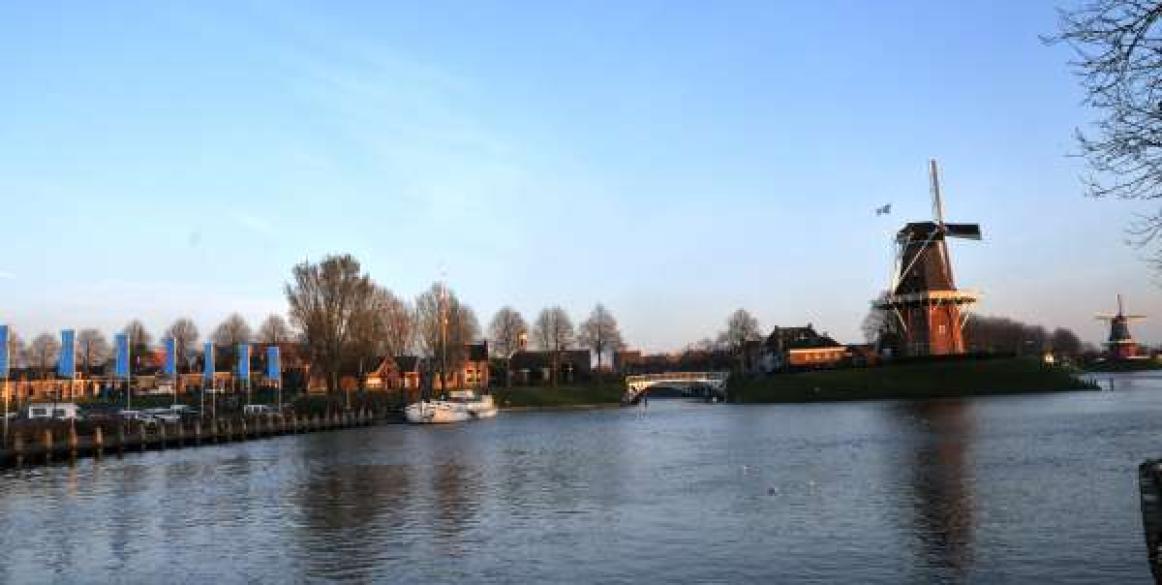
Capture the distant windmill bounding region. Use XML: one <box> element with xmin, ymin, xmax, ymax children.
<box><xmin>876</xmin><ymin>160</ymin><xmax>982</xmax><ymax>356</ymax></box>
<box><xmin>1095</xmin><ymin>294</ymin><xmax>1147</xmax><ymax>360</ymax></box>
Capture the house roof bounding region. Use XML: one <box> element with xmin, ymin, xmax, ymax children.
<box><xmin>468</xmin><ymin>342</ymin><xmax>488</xmax><ymax>362</ymax></box>
<box><xmin>394</xmin><ymin>355</ymin><xmax>419</xmax><ymax>372</ymax></box>
<box><xmin>766</xmin><ymin>325</ymin><xmax>843</xmax><ymax>351</ymax></box>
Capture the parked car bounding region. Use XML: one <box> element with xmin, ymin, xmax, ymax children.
<box><xmin>145</xmin><ymin>408</ymin><xmax>181</xmax><ymax>424</ymax></box>
<box><xmin>118</xmin><ymin>410</ymin><xmax>158</xmax><ymax>427</ymax></box>
<box><xmin>26</xmin><ymin>403</ymin><xmax>81</xmax><ymax>421</ymax></box>
<box><xmin>242</xmin><ymin>404</ymin><xmax>275</xmax><ymax>417</ymax></box>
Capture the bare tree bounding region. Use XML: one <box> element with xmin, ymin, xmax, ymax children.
<box><xmin>1051</xmin><ymin>2</ymin><xmax>1162</xmax><ymax>268</ymax></box>
<box><xmin>166</xmin><ymin>318</ymin><xmax>199</xmax><ymax>373</ymax></box>
<box><xmin>348</xmin><ymin>287</ymin><xmax>401</xmax><ymax>386</ymax></box>
<box><xmin>28</xmin><ymin>333</ymin><xmax>60</xmax><ymax>380</ymax></box>
<box><xmin>6</xmin><ymin>331</ymin><xmax>25</xmax><ymax>370</ymax></box>
<box><xmin>257</xmin><ymin>314</ymin><xmax>293</xmax><ymax>346</ymax></box>
<box><xmin>1051</xmin><ymin>327</ymin><xmax>1083</xmax><ymax>356</ymax></box>
<box><xmin>534</xmin><ymin>306</ymin><xmax>574</xmax><ymax>386</ymax></box>
<box><xmin>862</xmin><ymin>291</ymin><xmax>905</xmax><ymax>353</ymax></box>
<box><xmin>285</xmin><ymin>254</ymin><xmax>377</xmax><ymax>394</ymax></box>
<box><xmin>719</xmin><ymin>309</ymin><xmax>761</xmax><ymax>370</ymax></box>
<box><xmin>122</xmin><ymin>319</ymin><xmax>152</xmax><ymax>357</ymax></box>
<box><xmin>415</xmin><ymin>283</ymin><xmax>480</xmax><ymax>386</ymax></box>
<box><xmin>488</xmin><ymin>306</ymin><xmax>527</xmax><ymax>387</ymax></box>
<box><xmin>76</xmin><ymin>328</ymin><xmax>110</xmax><ymax>377</ymax></box>
<box><xmin>578</xmin><ymin>303</ymin><xmax>624</xmax><ymax>378</ymax></box>
<box><xmin>212</xmin><ymin>313</ymin><xmax>252</xmax><ymax>378</ymax></box>
<box><xmin>375</xmin><ymin>288</ymin><xmax>414</xmax><ymax>358</ymax></box>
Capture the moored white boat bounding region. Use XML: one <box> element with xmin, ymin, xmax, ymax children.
<box><xmin>454</xmin><ymin>390</ymin><xmax>498</xmax><ymax>419</ymax></box>
<box><xmin>404</xmin><ymin>400</ymin><xmax>470</xmax><ymax>424</ymax></box>
<box><xmin>405</xmin><ymin>390</ymin><xmax>498</xmax><ymax>424</ymax></box>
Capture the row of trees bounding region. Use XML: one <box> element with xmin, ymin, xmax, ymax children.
<box><xmin>862</xmin><ymin>298</ymin><xmax>1087</xmax><ymax>357</ymax></box>
<box><xmin>5</xmin><ymin>254</ymin><xmax>634</xmax><ymax>392</ymax></box>
<box><xmin>963</xmin><ymin>316</ymin><xmax>1084</xmax><ymax>356</ymax></box>
<box><xmin>4</xmin><ymin>314</ymin><xmax>295</xmax><ymax>380</ymax></box>
<box><xmin>284</xmin><ymin>254</ymin><xmax>628</xmax><ymax>391</ymax></box>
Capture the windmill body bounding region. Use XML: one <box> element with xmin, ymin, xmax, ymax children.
<box><xmin>877</xmin><ymin>161</ymin><xmax>981</xmax><ymax>357</ymax></box>
<box><xmin>1096</xmin><ymin>294</ymin><xmax>1147</xmax><ymax>360</ymax></box>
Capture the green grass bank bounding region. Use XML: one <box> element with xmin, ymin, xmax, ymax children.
<box><xmin>492</xmin><ymin>383</ymin><xmax>625</xmax><ymax>409</ymax></box>
<box><xmin>730</xmin><ymin>358</ymin><xmax>1097</xmax><ymax>404</ymax></box>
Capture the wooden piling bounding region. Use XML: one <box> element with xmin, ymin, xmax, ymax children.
<box><xmin>68</xmin><ymin>423</ymin><xmax>79</xmax><ymax>460</ymax></box>
<box><xmin>13</xmin><ymin>432</ymin><xmax>24</xmax><ymax>468</ymax></box>
<box><xmin>194</xmin><ymin>421</ymin><xmax>202</xmax><ymax>445</ymax></box>
<box><xmin>117</xmin><ymin>426</ymin><xmax>126</xmax><ymax>455</ymax></box>
<box><xmin>158</xmin><ymin>424</ymin><xmax>167</xmax><ymax>449</ymax></box>
<box><xmin>42</xmin><ymin>429</ymin><xmax>53</xmax><ymax>464</ymax></box>
<box><xmin>93</xmin><ymin>426</ymin><xmax>104</xmax><ymax>457</ymax></box>
<box><xmin>176</xmin><ymin>423</ymin><xmax>185</xmax><ymax>446</ymax></box>
<box><xmin>139</xmin><ymin>425</ymin><xmax>148</xmax><ymax>452</ymax></box>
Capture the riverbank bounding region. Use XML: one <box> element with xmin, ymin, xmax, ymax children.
<box><xmin>491</xmin><ymin>383</ymin><xmax>624</xmax><ymax>409</ymax></box>
<box><xmin>730</xmin><ymin>358</ymin><xmax>1097</xmax><ymax>403</ymax></box>
<box><xmin>1083</xmin><ymin>359</ymin><xmax>1162</xmax><ymax>373</ymax></box>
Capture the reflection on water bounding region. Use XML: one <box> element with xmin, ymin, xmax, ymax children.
<box><xmin>0</xmin><ymin>378</ymin><xmax>1160</xmax><ymax>583</ymax></box>
<box><xmin>893</xmin><ymin>400</ymin><xmax>975</xmax><ymax>581</ymax></box>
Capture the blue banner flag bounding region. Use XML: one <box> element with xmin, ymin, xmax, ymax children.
<box><xmin>114</xmin><ymin>333</ymin><xmax>130</xmax><ymax>379</ymax></box>
<box><xmin>163</xmin><ymin>337</ymin><xmax>176</xmax><ymax>377</ymax></box>
<box><xmin>237</xmin><ymin>344</ymin><xmax>250</xmax><ymax>380</ymax></box>
<box><xmin>266</xmin><ymin>345</ymin><xmax>280</xmax><ymax>382</ymax></box>
<box><xmin>0</xmin><ymin>325</ymin><xmax>8</xmax><ymax>379</ymax></box>
<box><xmin>57</xmin><ymin>329</ymin><xmax>76</xmax><ymax>379</ymax></box>
<box><xmin>203</xmin><ymin>343</ymin><xmax>215</xmax><ymax>384</ymax></box>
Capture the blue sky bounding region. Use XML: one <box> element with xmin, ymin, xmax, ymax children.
<box><xmin>0</xmin><ymin>0</ymin><xmax>1158</xmax><ymax>351</ymax></box>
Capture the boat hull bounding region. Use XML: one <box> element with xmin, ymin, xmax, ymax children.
<box><xmin>404</xmin><ymin>401</ymin><xmax>470</xmax><ymax>424</ymax></box>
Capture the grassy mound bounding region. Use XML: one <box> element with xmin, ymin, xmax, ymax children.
<box><xmin>730</xmin><ymin>358</ymin><xmax>1096</xmax><ymax>403</ymax></box>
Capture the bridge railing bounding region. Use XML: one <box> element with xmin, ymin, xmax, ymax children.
<box><xmin>624</xmin><ymin>372</ymin><xmax>729</xmax><ymax>386</ymax></box>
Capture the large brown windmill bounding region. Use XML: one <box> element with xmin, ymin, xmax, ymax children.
<box><xmin>877</xmin><ymin>160</ymin><xmax>981</xmax><ymax>357</ymax></box>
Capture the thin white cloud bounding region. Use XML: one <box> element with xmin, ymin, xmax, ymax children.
<box><xmin>0</xmin><ymin>271</ymin><xmax>15</xmax><ymax>280</ymax></box>
<box><xmin>233</xmin><ymin>213</ymin><xmax>276</xmax><ymax>237</ymax></box>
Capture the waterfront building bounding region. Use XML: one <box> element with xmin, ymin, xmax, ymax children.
<box><xmin>761</xmin><ymin>324</ymin><xmax>848</xmax><ymax>372</ymax></box>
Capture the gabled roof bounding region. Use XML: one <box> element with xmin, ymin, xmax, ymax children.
<box><xmin>468</xmin><ymin>342</ymin><xmax>488</xmax><ymax>362</ymax></box>
<box><xmin>394</xmin><ymin>355</ymin><xmax>420</xmax><ymax>372</ymax></box>
<box><xmin>766</xmin><ymin>325</ymin><xmax>843</xmax><ymax>351</ymax></box>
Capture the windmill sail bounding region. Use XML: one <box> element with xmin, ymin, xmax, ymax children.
<box><xmin>943</xmin><ymin>223</ymin><xmax>981</xmax><ymax>239</ymax></box>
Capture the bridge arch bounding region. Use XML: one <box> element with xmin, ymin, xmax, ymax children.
<box><xmin>622</xmin><ymin>372</ymin><xmax>730</xmax><ymax>405</ymax></box>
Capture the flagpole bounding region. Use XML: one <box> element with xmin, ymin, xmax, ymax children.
<box><xmin>3</xmin><ymin>337</ymin><xmax>9</xmax><ymax>448</ymax></box>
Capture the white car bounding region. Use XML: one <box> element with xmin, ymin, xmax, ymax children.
<box><xmin>119</xmin><ymin>410</ymin><xmax>158</xmax><ymax>426</ymax></box>
<box><xmin>242</xmin><ymin>404</ymin><xmax>275</xmax><ymax>417</ymax></box>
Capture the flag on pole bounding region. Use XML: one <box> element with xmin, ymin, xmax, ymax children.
<box><xmin>203</xmin><ymin>343</ymin><xmax>215</xmax><ymax>385</ymax></box>
<box><xmin>266</xmin><ymin>345</ymin><xmax>281</xmax><ymax>384</ymax></box>
<box><xmin>0</xmin><ymin>325</ymin><xmax>8</xmax><ymax>379</ymax></box>
<box><xmin>57</xmin><ymin>329</ymin><xmax>76</xmax><ymax>379</ymax></box>
<box><xmin>237</xmin><ymin>344</ymin><xmax>250</xmax><ymax>380</ymax></box>
<box><xmin>114</xmin><ymin>333</ymin><xmax>130</xmax><ymax>379</ymax></box>
<box><xmin>163</xmin><ymin>337</ymin><xmax>177</xmax><ymax>377</ymax></box>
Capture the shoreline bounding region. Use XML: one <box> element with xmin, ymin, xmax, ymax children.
<box><xmin>730</xmin><ymin>358</ymin><xmax>1096</xmax><ymax>404</ymax></box>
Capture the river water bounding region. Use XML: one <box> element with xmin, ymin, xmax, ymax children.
<box><xmin>2</xmin><ymin>373</ymin><xmax>1161</xmax><ymax>583</ymax></box>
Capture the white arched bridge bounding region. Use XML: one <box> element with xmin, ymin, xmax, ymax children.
<box><xmin>623</xmin><ymin>371</ymin><xmax>730</xmax><ymax>405</ymax></box>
